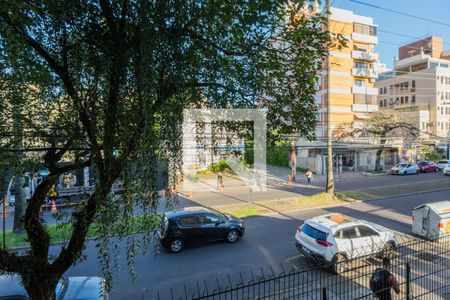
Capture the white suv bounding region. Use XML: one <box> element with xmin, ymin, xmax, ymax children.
<box><xmin>295</xmin><ymin>214</ymin><xmax>397</xmax><ymax>274</ymax></box>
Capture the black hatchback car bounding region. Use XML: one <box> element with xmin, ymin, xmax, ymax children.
<box><xmin>158</xmin><ymin>206</ymin><xmax>245</xmax><ymax>253</ymax></box>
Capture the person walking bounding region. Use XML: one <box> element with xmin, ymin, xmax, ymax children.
<box><xmin>305</xmin><ymin>169</ymin><xmax>313</xmax><ymax>187</ymax></box>
<box><xmin>217</xmin><ymin>172</ymin><xmax>224</xmax><ymax>191</ymax></box>
<box><xmin>370</xmin><ymin>257</ymin><xmax>400</xmax><ymax>300</ymax></box>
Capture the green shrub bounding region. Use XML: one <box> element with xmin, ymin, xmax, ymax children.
<box><xmin>267</xmin><ymin>142</ymin><xmax>290</xmax><ymax>168</ymax></box>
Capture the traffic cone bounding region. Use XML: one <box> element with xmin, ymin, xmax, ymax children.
<box><xmin>51</xmin><ymin>201</ymin><xmax>58</xmax><ymax>214</ymax></box>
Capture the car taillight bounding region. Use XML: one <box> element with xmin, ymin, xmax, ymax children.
<box><xmin>296</xmin><ymin>226</ymin><xmax>302</xmax><ymax>233</ymax></box>
<box><xmin>438</xmin><ymin>223</ymin><xmax>443</xmax><ymax>228</ymax></box>
<box><xmin>316</xmin><ymin>240</ymin><xmax>333</xmax><ymax>247</ymax></box>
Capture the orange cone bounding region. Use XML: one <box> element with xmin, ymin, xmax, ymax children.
<box><xmin>51</xmin><ymin>201</ymin><xmax>58</xmax><ymax>214</ymax></box>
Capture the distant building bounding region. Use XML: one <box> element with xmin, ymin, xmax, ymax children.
<box><xmin>376</xmin><ymin>36</ymin><xmax>450</xmax><ymax>157</ymax></box>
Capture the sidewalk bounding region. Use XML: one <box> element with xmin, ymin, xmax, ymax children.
<box><xmin>181</xmin><ymin>164</ymin><xmax>366</xmax><ymax>193</ymax></box>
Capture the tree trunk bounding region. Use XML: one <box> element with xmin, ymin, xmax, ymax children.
<box><xmin>23</xmin><ymin>276</ymin><xmax>58</xmax><ymax>300</ymax></box>
<box><xmin>375</xmin><ymin>149</ymin><xmax>383</xmax><ymax>171</ymax></box>
<box><xmin>13</xmin><ymin>176</ymin><xmax>26</xmax><ymax>233</ymax></box>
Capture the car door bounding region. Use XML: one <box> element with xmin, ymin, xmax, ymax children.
<box><xmin>199</xmin><ymin>213</ymin><xmax>226</xmax><ymax>241</ymax></box>
<box><xmin>335</xmin><ymin>226</ymin><xmax>358</xmax><ymax>259</ymax></box>
<box><xmin>177</xmin><ymin>214</ymin><xmax>202</xmax><ymax>243</ymax></box>
<box><xmin>405</xmin><ymin>164</ymin><xmax>412</xmax><ymax>174</ymax></box>
<box><xmin>356</xmin><ymin>225</ymin><xmax>384</xmax><ymax>254</ymax></box>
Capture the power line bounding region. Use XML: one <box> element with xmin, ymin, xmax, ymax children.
<box><xmin>349</xmin><ymin>0</ymin><xmax>450</xmax><ymax>28</ymax></box>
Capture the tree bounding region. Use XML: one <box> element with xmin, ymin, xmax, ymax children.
<box><xmin>340</xmin><ymin>111</ymin><xmax>419</xmax><ymax>171</ymax></box>
<box><xmin>0</xmin><ymin>0</ymin><xmax>334</xmax><ymax>298</ymax></box>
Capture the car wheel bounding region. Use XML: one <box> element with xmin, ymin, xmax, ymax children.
<box><xmin>169</xmin><ymin>238</ymin><xmax>184</xmax><ymax>253</ymax></box>
<box><xmin>416</xmin><ymin>170</ymin><xmax>419</xmax><ymax>174</ymax></box>
<box><xmin>331</xmin><ymin>254</ymin><xmax>346</xmax><ymax>275</ymax></box>
<box><xmin>402</xmin><ymin>171</ymin><xmax>407</xmax><ymax>175</ymax></box>
<box><xmin>226</xmin><ymin>229</ymin><xmax>239</xmax><ymax>243</ymax></box>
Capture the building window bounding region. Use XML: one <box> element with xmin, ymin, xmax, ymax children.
<box><xmin>354</xmin><ymin>61</ymin><xmax>367</xmax><ymax>69</ymax></box>
<box><xmin>379</xmin><ymin>87</ymin><xmax>383</xmax><ymax>94</ymax></box>
<box><xmin>354</xmin><ymin>79</ymin><xmax>365</xmax><ymax>86</ymax></box>
<box><xmin>389</xmin><ymin>98</ymin><xmax>394</xmax><ymax>105</ymax></box>
<box><xmin>405</xmin><ymin>96</ymin><xmax>408</xmax><ymax>104</ymax></box>
<box><xmin>395</xmin><ymin>97</ymin><xmax>399</xmax><ymax>104</ymax></box>
<box><xmin>412</xmin><ymin>95</ymin><xmax>416</xmax><ymax>104</ymax></box>
<box><xmin>379</xmin><ymin>100</ymin><xmax>383</xmax><ymax>107</ymax></box>
<box><xmin>401</xmin><ymin>97</ymin><xmax>404</xmax><ymax>104</ymax></box>
<box><xmin>441</xmin><ymin>77</ymin><xmax>444</xmax><ymax>84</ymax></box>
<box><xmin>383</xmin><ymin>87</ymin><xmax>387</xmax><ymax>94</ymax></box>
<box><xmin>430</xmin><ymin>62</ymin><xmax>439</xmax><ymax>68</ymax></box>
<box><xmin>354</xmin><ymin>22</ymin><xmax>377</xmax><ymax>36</ymax></box>
<box><xmin>383</xmin><ymin>99</ymin><xmax>387</xmax><ymax>106</ymax></box>
<box><xmin>441</xmin><ymin>63</ymin><xmax>449</xmax><ymax>68</ymax></box>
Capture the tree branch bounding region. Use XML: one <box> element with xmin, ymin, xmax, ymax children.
<box><xmin>0</xmin><ymin>248</ymin><xmax>24</xmax><ymax>273</ymax></box>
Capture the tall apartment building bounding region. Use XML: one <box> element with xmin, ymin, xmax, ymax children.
<box><xmin>298</xmin><ymin>7</ymin><xmax>386</xmax><ymax>174</ymax></box>
<box><xmin>376</xmin><ymin>36</ymin><xmax>450</xmax><ymax>142</ymax></box>
<box><xmin>315</xmin><ymin>7</ymin><xmax>380</xmax><ymax>138</ymax></box>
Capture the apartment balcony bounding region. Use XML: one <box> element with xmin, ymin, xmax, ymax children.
<box><xmin>352</xmin><ymin>86</ymin><xmax>378</xmax><ymax>95</ymax></box>
<box><xmin>351</xmin><ymin>50</ymin><xmax>378</xmax><ymax>62</ymax></box>
<box><xmin>352</xmin><ymin>104</ymin><xmax>378</xmax><ymax>112</ymax></box>
<box><xmin>352</xmin><ymin>32</ymin><xmax>378</xmax><ymax>44</ymax></box>
<box><xmin>352</xmin><ymin>68</ymin><xmax>377</xmax><ymax>78</ymax></box>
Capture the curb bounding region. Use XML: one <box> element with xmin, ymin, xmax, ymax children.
<box><xmin>362</xmin><ymin>172</ymin><xmax>387</xmax><ymax>177</ymax></box>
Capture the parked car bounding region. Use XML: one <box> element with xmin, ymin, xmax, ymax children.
<box><xmin>443</xmin><ymin>164</ymin><xmax>450</xmax><ymax>175</ymax></box>
<box><xmin>295</xmin><ymin>213</ymin><xmax>397</xmax><ymax>274</ymax></box>
<box><xmin>437</xmin><ymin>160</ymin><xmax>450</xmax><ymax>171</ymax></box>
<box><xmin>389</xmin><ymin>163</ymin><xmax>419</xmax><ymax>175</ymax></box>
<box><xmin>159</xmin><ymin>206</ymin><xmax>245</xmax><ymax>253</ymax></box>
<box><xmin>417</xmin><ymin>161</ymin><xmax>438</xmax><ymax>173</ymax></box>
<box><xmin>0</xmin><ymin>275</ymin><xmax>109</xmax><ymax>299</ymax></box>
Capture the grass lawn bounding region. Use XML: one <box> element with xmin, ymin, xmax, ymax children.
<box><xmin>217</xmin><ymin>192</ymin><xmax>343</xmax><ymax>218</ymax></box>
<box><xmin>3</xmin><ymin>215</ymin><xmax>160</xmax><ymax>248</ymax></box>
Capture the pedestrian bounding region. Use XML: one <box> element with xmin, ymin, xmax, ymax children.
<box><xmin>217</xmin><ymin>172</ymin><xmax>224</xmax><ymax>191</ymax></box>
<box><xmin>370</xmin><ymin>257</ymin><xmax>400</xmax><ymax>300</ymax></box>
<box><xmin>305</xmin><ymin>169</ymin><xmax>313</xmax><ymax>187</ymax></box>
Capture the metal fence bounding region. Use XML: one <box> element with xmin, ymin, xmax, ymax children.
<box><xmin>159</xmin><ymin>232</ymin><xmax>450</xmax><ymax>300</ymax></box>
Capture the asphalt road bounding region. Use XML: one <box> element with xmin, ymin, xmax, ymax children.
<box><xmin>58</xmin><ymin>189</ymin><xmax>450</xmax><ymax>300</ymax></box>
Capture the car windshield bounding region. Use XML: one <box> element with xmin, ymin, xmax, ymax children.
<box><xmin>396</xmin><ymin>163</ymin><xmax>407</xmax><ymax>167</ymax></box>
<box><xmin>302</xmin><ymin>223</ymin><xmax>328</xmax><ymax>241</ymax></box>
<box><xmin>438</xmin><ymin>160</ymin><xmax>448</xmax><ymax>164</ymax></box>
<box><xmin>417</xmin><ymin>162</ymin><xmax>427</xmax><ymax>166</ymax></box>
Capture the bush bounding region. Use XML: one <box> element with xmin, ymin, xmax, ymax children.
<box><xmin>267</xmin><ymin>142</ymin><xmax>290</xmax><ymax>168</ymax></box>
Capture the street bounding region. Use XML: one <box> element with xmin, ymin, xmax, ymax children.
<box><xmin>58</xmin><ymin>187</ymin><xmax>449</xmax><ymax>299</ymax></box>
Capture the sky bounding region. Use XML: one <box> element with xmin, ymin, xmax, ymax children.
<box><xmin>331</xmin><ymin>0</ymin><xmax>450</xmax><ymax>69</ymax></box>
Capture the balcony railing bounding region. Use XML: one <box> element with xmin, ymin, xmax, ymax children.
<box><xmin>352</xmin><ymin>68</ymin><xmax>377</xmax><ymax>78</ymax></box>
<box><xmin>352</xmin><ymin>85</ymin><xmax>378</xmax><ymax>95</ymax></box>
<box><xmin>351</xmin><ymin>50</ymin><xmax>378</xmax><ymax>61</ymax></box>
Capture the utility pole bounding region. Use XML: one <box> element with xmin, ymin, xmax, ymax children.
<box><xmin>325</xmin><ymin>0</ymin><xmax>334</xmax><ymax>194</ymax></box>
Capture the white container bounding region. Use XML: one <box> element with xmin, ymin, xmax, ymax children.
<box><xmin>412</xmin><ymin>201</ymin><xmax>450</xmax><ymax>239</ymax></box>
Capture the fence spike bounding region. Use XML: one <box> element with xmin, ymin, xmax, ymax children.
<box><xmin>227</xmin><ymin>274</ymin><xmax>233</xmax><ymax>290</ymax></box>
<box><xmin>184</xmin><ymin>284</ymin><xmax>188</xmax><ymax>300</ymax></box>
<box><xmin>216</xmin><ymin>277</ymin><xmax>221</xmax><ymax>292</ymax></box>
<box><xmin>260</xmin><ymin>266</ymin><xmax>265</xmax><ymax>281</ymax></box>
<box><xmin>196</xmin><ymin>281</ymin><xmax>201</xmax><ymax>298</ymax></box>
<box><xmin>203</xmin><ymin>280</ymin><xmax>209</xmax><ymax>296</ymax></box>
<box><xmin>280</xmin><ymin>263</ymin><xmax>286</xmax><ymax>275</ymax></box>
<box><xmin>239</xmin><ymin>271</ymin><xmax>245</xmax><ymax>286</ymax></box>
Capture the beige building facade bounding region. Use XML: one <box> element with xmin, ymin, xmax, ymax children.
<box><xmin>376</xmin><ymin>36</ymin><xmax>450</xmax><ymax>140</ymax></box>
